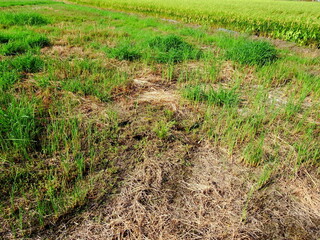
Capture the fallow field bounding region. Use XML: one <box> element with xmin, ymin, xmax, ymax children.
<box><xmin>0</xmin><ymin>0</ymin><xmax>319</xmax><ymax>239</ymax></box>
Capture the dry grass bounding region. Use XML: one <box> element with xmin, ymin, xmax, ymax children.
<box><xmin>246</xmin><ymin>180</ymin><xmax>320</xmax><ymax>239</ymax></box>
<box><xmin>41</xmin><ymin>143</ymin><xmax>320</xmax><ymax>240</ymax></box>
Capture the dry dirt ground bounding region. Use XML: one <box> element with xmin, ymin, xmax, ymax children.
<box><xmin>33</xmin><ymin>68</ymin><xmax>320</xmax><ymax>240</ymax></box>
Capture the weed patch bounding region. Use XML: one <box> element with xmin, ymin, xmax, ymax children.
<box><xmin>0</xmin><ymin>41</ymin><xmax>30</xmax><ymax>56</ymax></box>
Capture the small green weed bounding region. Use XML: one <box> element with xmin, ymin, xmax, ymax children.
<box><xmin>153</xmin><ymin>120</ymin><xmax>175</xmax><ymax>139</ymax></box>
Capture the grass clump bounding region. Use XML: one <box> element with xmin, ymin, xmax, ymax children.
<box><xmin>0</xmin><ymin>13</ymin><xmax>49</xmax><ymax>26</ymax></box>
<box><xmin>225</xmin><ymin>38</ymin><xmax>278</xmax><ymax>66</ymax></box>
<box><xmin>0</xmin><ymin>32</ymin><xmax>49</xmax><ymax>47</ymax></box>
<box><xmin>0</xmin><ymin>53</ymin><xmax>44</xmax><ymax>91</ymax></box>
<box><xmin>0</xmin><ymin>70</ymin><xmax>21</xmax><ymax>91</ymax></box>
<box><xmin>107</xmin><ymin>43</ymin><xmax>141</xmax><ymax>61</ymax></box>
<box><xmin>183</xmin><ymin>85</ymin><xmax>239</xmax><ymax>106</ymax></box>
<box><xmin>9</xmin><ymin>54</ymin><xmax>45</xmax><ymax>73</ymax></box>
<box><xmin>25</xmin><ymin>34</ymin><xmax>50</xmax><ymax>48</ymax></box>
<box><xmin>148</xmin><ymin>35</ymin><xmax>202</xmax><ymax>63</ymax></box>
<box><xmin>0</xmin><ymin>41</ymin><xmax>30</xmax><ymax>56</ymax></box>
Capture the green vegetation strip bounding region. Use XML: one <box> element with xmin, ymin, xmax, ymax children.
<box><xmin>68</xmin><ymin>0</ymin><xmax>320</xmax><ymax>47</ymax></box>
<box><xmin>0</xmin><ymin>13</ymin><xmax>49</xmax><ymax>26</ymax></box>
<box><xmin>0</xmin><ymin>0</ymin><xmax>57</xmax><ymax>7</ymax></box>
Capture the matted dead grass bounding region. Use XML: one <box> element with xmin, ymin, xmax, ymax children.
<box><xmin>41</xmin><ymin>45</ymin><xmax>106</xmax><ymax>60</ymax></box>
<box><xmin>137</xmin><ymin>90</ymin><xmax>179</xmax><ymax>105</ymax></box>
<box><xmin>246</xmin><ymin>181</ymin><xmax>320</xmax><ymax>239</ymax></box>
<box><xmin>39</xmin><ymin>141</ymin><xmax>320</xmax><ymax>240</ymax></box>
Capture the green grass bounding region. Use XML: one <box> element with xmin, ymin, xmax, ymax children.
<box><xmin>54</xmin><ymin>59</ymin><xmax>128</xmax><ymax>101</ymax></box>
<box><xmin>207</xmin><ymin>33</ymin><xmax>278</xmax><ymax>65</ymax></box>
<box><xmin>242</xmin><ymin>135</ymin><xmax>265</xmax><ymax>165</ymax></box>
<box><xmin>0</xmin><ymin>53</ymin><xmax>44</xmax><ymax>91</ymax></box>
<box><xmin>0</xmin><ymin>70</ymin><xmax>21</xmax><ymax>91</ymax></box>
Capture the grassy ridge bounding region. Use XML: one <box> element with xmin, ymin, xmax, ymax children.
<box><xmin>68</xmin><ymin>0</ymin><xmax>320</xmax><ymax>47</ymax></box>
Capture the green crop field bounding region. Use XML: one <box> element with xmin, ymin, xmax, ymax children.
<box><xmin>0</xmin><ymin>0</ymin><xmax>319</xmax><ymax>239</ymax></box>
<box><xmin>69</xmin><ymin>0</ymin><xmax>320</xmax><ymax>47</ymax></box>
